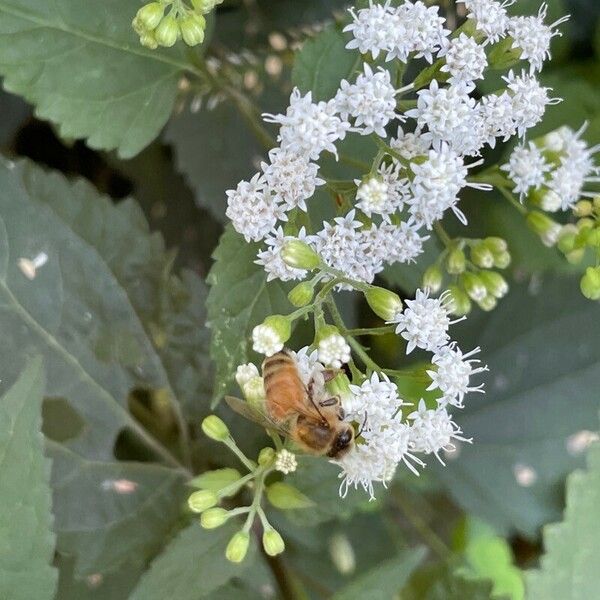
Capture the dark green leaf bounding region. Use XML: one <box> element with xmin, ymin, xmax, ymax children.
<box><xmin>436</xmin><ymin>277</ymin><xmax>600</xmax><ymax>536</ymax></box>
<box><xmin>0</xmin><ymin>0</ymin><xmax>197</xmax><ymax>157</ymax></box>
<box><xmin>206</xmin><ymin>226</ymin><xmax>290</xmax><ymax>403</ymax></box>
<box><xmin>0</xmin><ymin>358</ymin><xmax>57</xmax><ymax>600</ymax></box>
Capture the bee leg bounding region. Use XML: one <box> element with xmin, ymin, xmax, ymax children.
<box><xmin>322</xmin><ymin>368</ymin><xmax>341</xmax><ymax>383</ymax></box>
<box><xmin>318</xmin><ymin>395</ymin><xmax>340</xmax><ymax>407</ymax></box>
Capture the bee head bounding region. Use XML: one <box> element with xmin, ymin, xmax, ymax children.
<box><xmin>327</xmin><ymin>425</ymin><xmax>354</xmax><ymax>459</ymax></box>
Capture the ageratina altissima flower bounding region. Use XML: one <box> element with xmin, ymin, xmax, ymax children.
<box><xmin>458</xmin><ymin>0</ymin><xmax>514</xmax><ymax>44</ymax></box>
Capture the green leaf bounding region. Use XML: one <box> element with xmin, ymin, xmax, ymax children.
<box><xmin>292</xmin><ymin>25</ymin><xmax>360</xmax><ymax>101</ymax></box>
<box><xmin>0</xmin><ymin>0</ymin><xmax>197</xmax><ymax>157</ymax></box>
<box><xmin>526</xmin><ymin>423</ymin><xmax>600</xmax><ymax>599</ymax></box>
<box><xmin>331</xmin><ymin>546</ymin><xmax>427</xmax><ymax>600</ymax></box>
<box><xmin>128</xmin><ymin>522</ymin><xmax>253</xmax><ymax>600</ymax></box>
<box><xmin>206</xmin><ymin>226</ymin><xmax>290</xmax><ymax>403</ymax></box>
<box><xmin>436</xmin><ymin>277</ymin><xmax>600</xmax><ymax>536</ymax></box>
<box><xmin>0</xmin><ymin>158</ymin><xmax>208</xmax><ymax>575</ymax></box>
<box><xmin>0</xmin><ymin>358</ymin><xmax>57</xmax><ymax>600</ymax></box>
<box><xmin>266</xmin><ymin>481</ymin><xmax>316</xmax><ymax>510</ymax></box>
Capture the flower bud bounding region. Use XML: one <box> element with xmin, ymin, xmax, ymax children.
<box><xmin>225</xmin><ymin>531</ymin><xmax>250</xmax><ymax>563</ymax></box>
<box><xmin>235</xmin><ymin>363</ymin><xmax>259</xmax><ymax>389</ymax></box>
<box><xmin>557</xmin><ymin>224</ymin><xmax>578</xmax><ymax>254</ymax></box>
<box><xmin>364</xmin><ymin>287</ymin><xmax>402</xmax><ymax>321</ymax></box>
<box><xmin>288</xmin><ymin>281</ymin><xmax>314</xmax><ymax>307</ymax></box>
<box><xmin>262</xmin><ymin>527</ymin><xmax>285</xmax><ymax>556</ymax></box>
<box><xmin>202</xmin><ymin>415</ymin><xmax>230</xmax><ymax>442</ymax></box>
<box><xmin>280</xmin><ymin>240</ymin><xmax>321</xmax><ymax>270</ymax></box>
<box><xmin>422</xmin><ymin>264</ymin><xmax>443</xmax><ymax>294</ymax></box>
<box><xmin>574</xmin><ymin>200</ymin><xmax>593</xmax><ymax>217</ymax></box>
<box><xmin>243</xmin><ymin>376</ymin><xmax>266</xmax><ymax>409</ymax></box>
<box><xmin>139</xmin><ymin>32</ymin><xmax>159</xmax><ymax>49</ymax></box>
<box><xmin>580</xmin><ymin>267</ymin><xmax>600</xmax><ymax>300</ymax></box>
<box><xmin>258</xmin><ymin>447</ymin><xmax>276</xmax><ymax>466</ymax></box>
<box><xmin>136</xmin><ymin>2</ymin><xmax>164</xmax><ymax>29</ymax></box>
<box><xmin>593</xmin><ymin>196</ymin><xmax>600</xmax><ymax>212</ymax></box>
<box><xmin>527</xmin><ymin>211</ymin><xmax>561</xmax><ymax>247</ymax></box>
<box><xmin>478</xmin><ymin>271</ymin><xmax>508</xmax><ymax>298</ymax></box>
<box><xmin>154</xmin><ymin>15</ymin><xmax>179</xmax><ymax>47</ymax></box>
<box><xmin>329</xmin><ymin>533</ymin><xmax>356</xmax><ymax>575</ymax></box>
<box><xmin>192</xmin><ymin>0</ymin><xmax>224</xmax><ymax>13</ymax></box>
<box><xmin>585</xmin><ymin>228</ymin><xmax>600</xmax><ymax>248</ymax></box>
<box><xmin>200</xmin><ymin>507</ymin><xmax>230</xmax><ymax>529</ymax></box>
<box><xmin>566</xmin><ymin>249</ymin><xmax>585</xmax><ymax>265</ymax></box>
<box><xmin>492</xmin><ymin>250</ymin><xmax>511</xmax><ymax>269</ymax></box>
<box><xmin>477</xmin><ymin>294</ymin><xmax>498</xmax><ymax>312</ymax></box>
<box><xmin>538</xmin><ymin>189</ymin><xmax>562</xmax><ymax>212</ymax></box>
<box><xmin>447</xmin><ymin>247</ymin><xmax>466</xmax><ymax>275</ymax></box>
<box><xmin>470</xmin><ymin>242</ymin><xmax>494</xmax><ymax>269</ymax></box>
<box><xmin>188</xmin><ymin>489</ymin><xmax>218</xmax><ymax>513</ymax></box>
<box><xmin>252</xmin><ymin>315</ymin><xmax>291</xmax><ymax>356</ymax></box>
<box><xmin>447</xmin><ymin>285</ymin><xmax>471</xmax><ymax>316</ymax></box>
<box><xmin>326</xmin><ymin>373</ymin><xmax>352</xmax><ymax>404</ymax></box>
<box><xmin>180</xmin><ymin>13</ymin><xmax>206</xmax><ymax>46</ymax></box>
<box><xmin>460</xmin><ymin>272</ymin><xmax>487</xmax><ymax>302</ymax></box>
<box><xmin>485</xmin><ymin>237</ymin><xmax>508</xmax><ymax>254</ymax></box>
<box><xmin>274</xmin><ymin>449</ymin><xmax>298</xmax><ymax>474</ymax></box>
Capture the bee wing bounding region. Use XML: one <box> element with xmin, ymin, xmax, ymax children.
<box><xmin>224</xmin><ymin>396</ymin><xmax>291</xmax><ymax>437</ymax></box>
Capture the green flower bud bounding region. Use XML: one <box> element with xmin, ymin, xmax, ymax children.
<box><xmin>262</xmin><ymin>315</ymin><xmax>292</xmax><ymax>343</ymax></box>
<box><xmin>493</xmin><ymin>250</ymin><xmax>511</xmax><ymax>269</ymax></box>
<box><xmin>580</xmin><ymin>267</ymin><xmax>600</xmax><ymax>300</ymax></box>
<box><xmin>470</xmin><ymin>242</ymin><xmax>494</xmax><ymax>269</ymax></box>
<box><xmin>527</xmin><ymin>211</ymin><xmax>561</xmax><ymax>247</ymax></box>
<box><xmin>202</xmin><ymin>415</ymin><xmax>230</xmax><ymax>442</ymax></box>
<box><xmin>200</xmin><ymin>507</ymin><xmax>230</xmax><ymax>529</ymax></box>
<box><xmin>243</xmin><ymin>376</ymin><xmax>266</xmax><ymax>409</ymax></box>
<box><xmin>485</xmin><ymin>237</ymin><xmax>508</xmax><ymax>254</ymax></box>
<box><xmin>225</xmin><ymin>531</ymin><xmax>250</xmax><ymax>563</ymax></box>
<box><xmin>478</xmin><ymin>271</ymin><xmax>508</xmax><ymax>299</ymax></box>
<box><xmin>258</xmin><ymin>447</ymin><xmax>276</xmax><ymax>466</ymax></box>
<box><xmin>364</xmin><ymin>286</ymin><xmax>402</xmax><ymax>321</ymax></box>
<box><xmin>477</xmin><ymin>294</ymin><xmax>498</xmax><ymax>312</ymax></box>
<box><xmin>136</xmin><ymin>2</ymin><xmax>164</xmax><ymax>29</ymax></box>
<box><xmin>262</xmin><ymin>527</ymin><xmax>285</xmax><ymax>556</ymax></box>
<box><xmin>593</xmin><ymin>196</ymin><xmax>600</xmax><ymax>212</ymax></box>
<box><xmin>448</xmin><ymin>285</ymin><xmax>471</xmax><ymax>316</ymax></box>
<box><xmin>422</xmin><ymin>264</ymin><xmax>443</xmax><ymax>294</ymax></box>
<box><xmin>460</xmin><ymin>272</ymin><xmax>487</xmax><ymax>302</ymax></box>
<box><xmin>577</xmin><ymin>217</ymin><xmax>595</xmax><ymax>231</ymax></box>
<box><xmin>280</xmin><ymin>240</ymin><xmax>321</xmax><ymax>270</ymax></box>
<box><xmin>288</xmin><ymin>281</ymin><xmax>314</xmax><ymax>307</ymax></box>
<box><xmin>188</xmin><ymin>489</ymin><xmax>218</xmax><ymax>513</ymax></box>
<box><xmin>566</xmin><ymin>249</ymin><xmax>585</xmax><ymax>264</ymax></box>
<box><xmin>139</xmin><ymin>32</ymin><xmax>159</xmax><ymax>49</ymax></box>
<box><xmin>192</xmin><ymin>0</ymin><xmax>224</xmax><ymax>14</ymax></box>
<box><xmin>557</xmin><ymin>224</ymin><xmax>578</xmax><ymax>254</ymax></box>
<box><xmin>315</xmin><ymin>323</ymin><xmax>341</xmax><ymax>344</ymax></box>
<box><xmin>585</xmin><ymin>228</ymin><xmax>600</xmax><ymax>248</ymax></box>
<box><xmin>326</xmin><ymin>373</ymin><xmax>352</xmax><ymax>404</ymax></box>
<box><xmin>538</xmin><ymin>189</ymin><xmax>562</xmax><ymax>213</ymax></box>
<box><xmin>154</xmin><ymin>15</ymin><xmax>179</xmax><ymax>48</ymax></box>
<box><xmin>180</xmin><ymin>13</ymin><xmax>206</xmax><ymax>46</ymax></box>
<box><xmin>574</xmin><ymin>200</ymin><xmax>593</xmax><ymax>217</ymax></box>
<box><xmin>447</xmin><ymin>247</ymin><xmax>466</xmax><ymax>275</ymax></box>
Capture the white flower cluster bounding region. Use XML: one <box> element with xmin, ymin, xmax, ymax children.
<box><xmin>337</xmin><ymin>289</ymin><xmax>487</xmax><ymax>499</ymax></box>
<box><xmin>502</xmin><ymin>125</ymin><xmax>600</xmax><ymax>211</ymax></box>
<box><xmin>225</xmin><ymin>0</ymin><xmax>566</xmax><ymax>286</ymax></box>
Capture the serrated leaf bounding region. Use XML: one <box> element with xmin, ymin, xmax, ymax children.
<box><xmin>436</xmin><ymin>277</ymin><xmax>600</xmax><ymax>536</ymax></box>
<box><xmin>0</xmin><ymin>158</ymin><xmax>207</xmax><ymax>575</ymax></box>
<box><xmin>526</xmin><ymin>423</ymin><xmax>600</xmax><ymax>599</ymax></box>
<box><xmin>331</xmin><ymin>546</ymin><xmax>426</xmax><ymax>600</ymax></box>
<box><xmin>206</xmin><ymin>226</ymin><xmax>290</xmax><ymax>403</ymax></box>
<box><xmin>0</xmin><ymin>358</ymin><xmax>57</xmax><ymax>600</ymax></box>
<box><xmin>266</xmin><ymin>481</ymin><xmax>316</xmax><ymax>510</ymax></box>
<box><xmin>0</xmin><ymin>0</ymin><xmax>198</xmax><ymax>157</ymax></box>
<box><xmin>292</xmin><ymin>25</ymin><xmax>360</xmax><ymax>101</ymax></box>
<box><xmin>128</xmin><ymin>522</ymin><xmax>253</xmax><ymax>600</ymax></box>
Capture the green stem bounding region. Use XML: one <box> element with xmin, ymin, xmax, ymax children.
<box><xmin>345</xmin><ymin>325</ymin><xmax>396</xmax><ymax>336</ymax></box>
<box><xmin>497</xmin><ymin>186</ymin><xmax>528</xmax><ymax>215</ymax></box>
<box><xmin>433</xmin><ymin>222</ymin><xmax>453</xmax><ymax>247</ymax></box>
<box><xmin>224</xmin><ymin>437</ymin><xmax>257</xmax><ymax>472</ymax></box>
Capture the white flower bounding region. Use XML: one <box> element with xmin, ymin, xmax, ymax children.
<box><xmin>501</xmin><ymin>142</ymin><xmax>552</xmax><ymax>197</ymax></box>
<box><xmin>263</xmin><ymin>88</ymin><xmax>350</xmax><ymax>160</ymax></box>
<box><xmin>256</xmin><ymin>227</ymin><xmax>309</xmax><ymax>282</ymax></box>
<box><xmin>225</xmin><ymin>174</ymin><xmax>286</xmax><ymax>242</ymax></box>
<box><xmin>508</xmin><ymin>3</ymin><xmax>569</xmax><ymax>73</ymax></box>
<box><xmin>355</xmin><ymin>162</ymin><xmax>407</xmax><ymax>220</ymax></box>
<box><xmin>390</xmin><ymin>126</ymin><xmax>432</xmax><ymax>159</ymax></box>
<box><xmin>386</xmin><ymin>221</ymin><xmax>428</xmax><ymax>264</ymax></box>
<box><xmin>335</xmin><ymin>64</ymin><xmax>400</xmax><ymax>137</ymax></box>
<box><xmin>261</xmin><ymin>147</ymin><xmax>324</xmax><ymax>212</ymax></box>
<box><xmin>346</xmin><ymin>372</ymin><xmax>405</xmax><ymax>422</ymax></box>
<box><xmin>504</xmin><ymin>70</ymin><xmax>561</xmax><ymax>137</ymax></box>
<box><xmin>344</xmin><ymin>0</ymin><xmax>399</xmax><ymax>60</ymax></box>
<box><xmin>275</xmin><ymin>449</ymin><xmax>297</xmax><ymax>474</ymax></box>
<box><xmin>427</xmin><ymin>344</ymin><xmax>488</xmax><ymax>408</ymax></box>
<box><xmin>252</xmin><ymin>324</ymin><xmax>284</xmax><ymax>356</ymax></box>
<box><xmin>458</xmin><ymin>0</ymin><xmax>514</xmax><ymax>44</ymax></box>
<box><xmin>478</xmin><ymin>92</ymin><xmax>518</xmax><ymax>145</ymax></box>
<box><xmin>389</xmin><ymin>289</ymin><xmax>459</xmax><ymax>354</ymax></box>
<box><xmin>235</xmin><ymin>363</ymin><xmax>259</xmax><ymax>388</ymax></box>
<box><xmin>290</xmin><ymin>346</ymin><xmax>322</xmax><ymax>386</ymax></box>
<box><xmin>408</xmin><ymin>401</ymin><xmax>472</xmax><ymax>464</ymax></box>
<box><xmin>399</xmin><ymin>1</ymin><xmax>449</xmax><ymax>63</ymax></box>
<box><xmin>355</xmin><ymin>176</ymin><xmax>390</xmax><ymax>218</ymax></box>
<box><xmin>439</xmin><ymin>33</ymin><xmax>487</xmax><ymax>85</ymax></box>
<box><xmin>318</xmin><ymin>333</ymin><xmax>351</xmax><ymax>368</ymax></box>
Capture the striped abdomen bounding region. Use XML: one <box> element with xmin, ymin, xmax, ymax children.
<box><xmin>262</xmin><ymin>351</ymin><xmax>307</xmax><ymax>422</ymax></box>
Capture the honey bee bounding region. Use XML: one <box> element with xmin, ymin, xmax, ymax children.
<box><xmin>226</xmin><ymin>349</ymin><xmax>354</xmax><ymax>459</ymax></box>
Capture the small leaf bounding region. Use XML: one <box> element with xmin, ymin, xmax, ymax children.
<box><xmin>128</xmin><ymin>522</ymin><xmax>254</xmax><ymax>600</ymax></box>
<box><xmin>206</xmin><ymin>226</ymin><xmax>291</xmax><ymax>404</ymax></box>
<box><xmin>0</xmin><ymin>358</ymin><xmax>57</xmax><ymax>600</ymax></box>
<box><xmin>266</xmin><ymin>481</ymin><xmax>316</xmax><ymax>510</ymax></box>
<box><xmin>188</xmin><ymin>468</ymin><xmax>243</xmax><ymax>494</ymax></box>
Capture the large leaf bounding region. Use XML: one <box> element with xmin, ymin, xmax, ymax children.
<box><xmin>0</xmin><ymin>157</ymin><xmax>208</xmax><ymax>575</ymax></box>
<box><xmin>206</xmin><ymin>226</ymin><xmax>290</xmax><ymax>403</ymax></box>
<box><xmin>128</xmin><ymin>522</ymin><xmax>253</xmax><ymax>600</ymax></box>
<box><xmin>436</xmin><ymin>277</ymin><xmax>600</xmax><ymax>536</ymax></box>
<box><xmin>0</xmin><ymin>358</ymin><xmax>57</xmax><ymax>600</ymax></box>
<box><xmin>0</xmin><ymin>0</ymin><xmax>197</xmax><ymax>157</ymax></box>
<box><xmin>526</xmin><ymin>426</ymin><xmax>600</xmax><ymax>599</ymax></box>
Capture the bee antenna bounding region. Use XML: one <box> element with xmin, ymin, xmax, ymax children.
<box><xmin>356</xmin><ymin>412</ymin><xmax>368</xmax><ymax>438</ymax></box>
